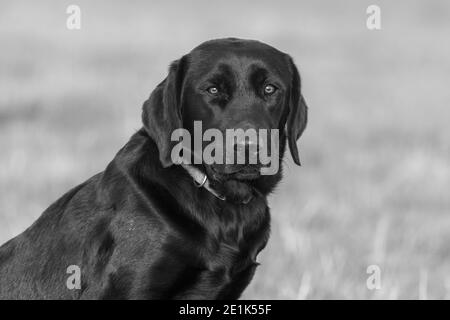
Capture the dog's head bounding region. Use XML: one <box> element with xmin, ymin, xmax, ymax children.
<box><xmin>142</xmin><ymin>38</ymin><xmax>308</xmax><ymax>202</ymax></box>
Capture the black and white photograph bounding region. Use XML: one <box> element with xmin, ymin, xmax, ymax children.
<box><xmin>0</xmin><ymin>0</ymin><xmax>449</xmax><ymax>306</ymax></box>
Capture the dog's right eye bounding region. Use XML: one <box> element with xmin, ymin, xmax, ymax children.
<box><xmin>207</xmin><ymin>87</ymin><xmax>219</xmax><ymax>95</ymax></box>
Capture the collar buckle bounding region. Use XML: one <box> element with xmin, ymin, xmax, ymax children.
<box><xmin>182</xmin><ymin>164</ymin><xmax>226</xmax><ymax>201</ymax></box>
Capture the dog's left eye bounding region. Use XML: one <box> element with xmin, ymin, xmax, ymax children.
<box><xmin>263</xmin><ymin>84</ymin><xmax>277</xmax><ymax>95</ymax></box>
<box><xmin>207</xmin><ymin>86</ymin><xmax>219</xmax><ymax>95</ymax></box>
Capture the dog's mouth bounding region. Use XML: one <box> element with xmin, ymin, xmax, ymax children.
<box><xmin>204</xmin><ymin>164</ymin><xmax>261</xmax><ymax>204</ymax></box>
<box><xmin>206</xmin><ymin>164</ymin><xmax>261</xmax><ymax>182</ymax></box>
<box><xmin>231</xmin><ymin>169</ymin><xmax>261</xmax><ymax>181</ymax></box>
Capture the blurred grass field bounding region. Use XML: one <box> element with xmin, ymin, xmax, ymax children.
<box><xmin>1</xmin><ymin>0</ymin><xmax>449</xmax><ymax>299</ymax></box>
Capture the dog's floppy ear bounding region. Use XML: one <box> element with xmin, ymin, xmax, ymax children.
<box><xmin>142</xmin><ymin>56</ymin><xmax>187</xmax><ymax>167</ymax></box>
<box><xmin>286</xmin><ymin>56</ymin><xmax>308</xmax><ymax>166</ymax></box>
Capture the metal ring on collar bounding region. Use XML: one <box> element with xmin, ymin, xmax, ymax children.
<box><xmin>193</xmin><ymin>174</ymin><xmax>207</xmax><ymax>188</ymax></box>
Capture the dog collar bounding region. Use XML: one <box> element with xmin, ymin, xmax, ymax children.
<box><xmin>181</xmin><ymin>164</ymin><xmax>226</xmax><ymax>201</ymax></box>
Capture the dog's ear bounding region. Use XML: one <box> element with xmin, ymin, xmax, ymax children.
<box><xmin>142</xmin><ymin>56</ymin><xmax>187</xmax><ymax>167</ymax></box>
<box><xmin>286</xmin><ymin>56</ymin><xmax>308</xmax><ymax>166</ymax></box>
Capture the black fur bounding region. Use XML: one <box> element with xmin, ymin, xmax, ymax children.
<box><xmin>0</xmin><ymin>38</ymin><xmax>307</xmax><ymax>299</ymax></box>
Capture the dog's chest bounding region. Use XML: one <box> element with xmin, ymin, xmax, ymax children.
<box><xmin>208</xmin><ymin>241</ymin><xmax>256</xmax><ymax>277</ymax></box>
<box><xmin>199</xmin><ymin>204</ymin><xmax>269</xmax><ymax>287</ymax></box>
<box><xmin>211</xmin><ymin>203</ymin><xmax>267</xmax><ymax>254</ymax></box>
<box><xmin>154</xmin><ymin>198</ymin><xmax>271</xmax><ymax>299</ymax></box>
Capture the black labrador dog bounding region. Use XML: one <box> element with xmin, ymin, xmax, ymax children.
<box><xmin>0</xmin><ymin>38</ymin><xmax>307</xmax><ymax>299</ymax></box>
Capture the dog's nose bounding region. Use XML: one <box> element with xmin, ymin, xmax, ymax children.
<box><xmin>233</xmin><ymin>139</ymin><xmax>260</xmax><ymax>164</ymax></box>
<box><xmin>234</xmin><ymin>139</ymin><xmax>259</xmax><ymax>155</ymax></box>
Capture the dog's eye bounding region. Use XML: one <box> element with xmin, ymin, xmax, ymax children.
<box><xmin>207</xmin><ymin>87</ymin><xmax>219</xmax><ymax>95</ymax></box>
<box><xmin>264</xmin><ymin>84</ymin><xmax>277</xmax><ymax>95</ymax></box>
